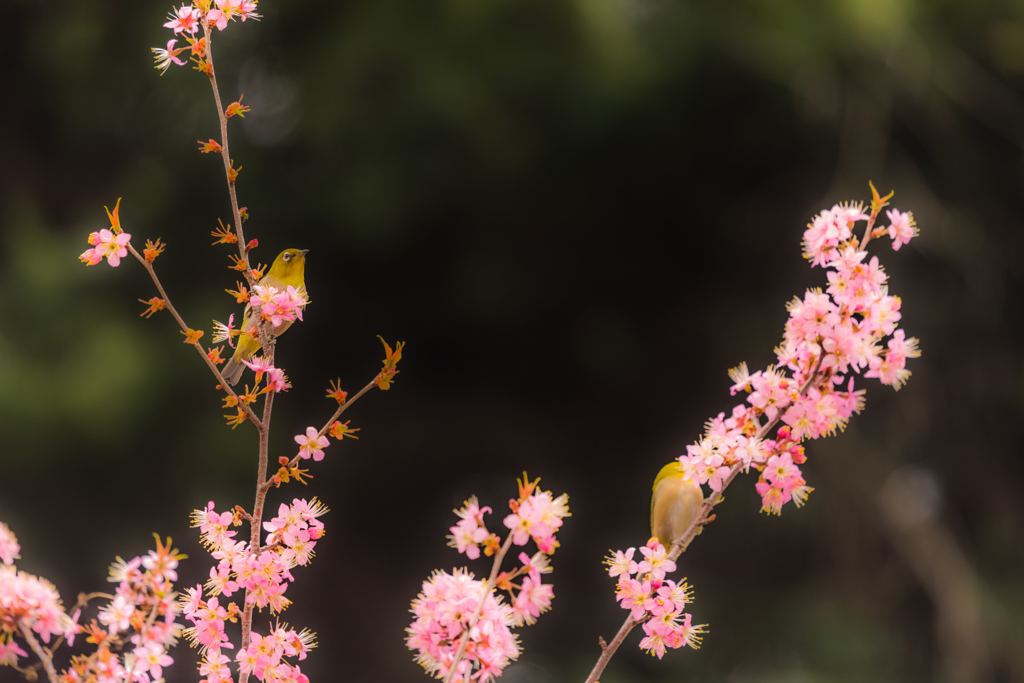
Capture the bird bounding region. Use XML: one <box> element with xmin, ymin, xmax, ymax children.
<box><xmin>222</xmin><ymin>248</ymin><xmax>308</xmax><ymax>386</ymax></box>
<box><xmin>651</xmin><ymin>461</ymin><xmax>704</xmax><ymax>549</ymax></box>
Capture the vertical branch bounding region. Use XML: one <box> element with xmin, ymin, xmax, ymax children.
<box><xmin>201</xmin><ymin>22</ymin><xmax>252</xmax><ymax>279</ymax></box>
<box><xmin>238</xmin><ymin>385</ymin><xmax>274</xmax><ymax>683</ymax></box>
<box><xmin>199</xmin><ymin>21</ymin><xmax>277</xmax><ymax>683</ymax></box>
<box><xmin>19</xmin><ymin>624</ymin><xmax>58</xmax><ymax>683</ymax></box>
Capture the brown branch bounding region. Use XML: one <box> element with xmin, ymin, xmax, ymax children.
<box><xmin>127</xmin><ymin>245</ymin><xmax>262</xmax><ymax>429</ymax></box>
<box><xmin>444</xmin><ymin>531</ymin><xmax>516</xmax><ymax>683</ymax></box>
<box><xmin>19</xmin><ymin>623</ymin><xmax>58</xmax><ymax>683</ymax></box>
<box><xmin>259</xmin><ymin>375</ymin><xmax>379</xmax><ymax>494</ymax></box>
<box><xmin>238</xmin><ymin>347</ymin><xmax>275</xmax><ymax>683</ymax></box>
<box><xmin>201</xmin><ymin>22</ymin><xmax>254</xmax><ymax>287</ymax></box>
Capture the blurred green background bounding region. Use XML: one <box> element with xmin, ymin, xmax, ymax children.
<box><xmin>2</xmin><ymin>0</ymin><xmax>1023</xmax><ymax>681</ymax></box>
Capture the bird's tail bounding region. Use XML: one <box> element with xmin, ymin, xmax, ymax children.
<box><xmin>222</xmin><ymin>335</ymin><xmax>259</xmax><ymax>386</ymax></box>
<box><xmin>222</xmin><ymin>357</ymin><xmax>245</xmax><ymax>386</ymax></box>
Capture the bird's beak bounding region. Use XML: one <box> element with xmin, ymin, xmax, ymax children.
<box><xmin>300</xmin><ymin>249</ymin><xmax>309</xmax><ymax>256</ymax></box>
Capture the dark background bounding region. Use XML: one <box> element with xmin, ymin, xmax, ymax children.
<box><xmin>2</xmin><ymin>0</ymin><xmax>1023</xmax><ymax>681</ymax></box>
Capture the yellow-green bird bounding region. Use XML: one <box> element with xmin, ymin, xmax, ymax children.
<box><xmin>651</xmin><ymin>461</ymin><xmax>704</xmax><ymax>548</ymax></box>
<box><xmin>222</xmin><ymin>248</ymin><xmax>308</xmax><ymax>386</ymax></box>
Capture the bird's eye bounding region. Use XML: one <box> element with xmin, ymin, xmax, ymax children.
<box><xmin>283</xmin><ymin>253</ymin><xmax>291</xmax><ymax>261</ymax></box>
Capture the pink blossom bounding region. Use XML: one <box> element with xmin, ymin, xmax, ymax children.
<box><xmin>294</xmin><ymin>426</ymin><xmax>329</xmax><ymax>461</ymax></box>
<box><xmin>447</xmin><ymin>496</ymin><xmax>493</xmax><ymax>559</ymax></box>
<box><xmin>99</xmin><ymin>594</ymin><xmax>134</xmax><ymax>634</ymax></box>
<box><xmin>635</xmin><ymin>540</ymin><xmax>676</xmax><ymax>580</ymax></box>
<box><xmin>152</xmin><ymin>38</ymin><xmax>186</xmax><ymax>74</ymax></box>
<box><xmin>503</xmin><ymin>490</ymin><xmax>570</xmax><ymax>550</ymax></box>
<box><xmin>886</xmin><ymin>209</ymin><xmax>918</xmax><ymax>250</ymax></box>
<box><xmin>134</xmin><ymin>643</ymin><xmax>174</xmax><ymax>679</ymax></box>
<box><xmin>164</xmin><ymin>4</ymin><xmax>200</xmax><ymax>34</ymax></box>
<box><xmin>265</xmin><ymin>366</ymin><xmax>291</xmax><ymax>393</ymax></box>
<box><xmin>605</xmin><ymin>548</ymin><xmax>637</xmax><ymax>578</ymax></box>
<box><xmin>0</xmin><ymin>640</ymin><xmax>28</xmax><ymax>665</ymax></box>
<box><xmin>764</xmin><ymin>453</ymin><xmax>800</xmax><ymax>487</ymax></box>
<box><xmin>511</xmin><ymin>575</ymin><xmax>553</xmax><ymax>626</ymax></box>
<box><xmin>80</xmin><ymin>229</ymin><xmax>131</xmax><ymax>267</ymax></box>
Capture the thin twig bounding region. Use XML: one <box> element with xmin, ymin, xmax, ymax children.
<box><xmin>259</xmin><ymin>376</ymin><xmax>379</xmax><ymax>494</ymax></box>
<box><xmin>201</xmin><ymin>21</ymin><xmax>253</xmax><ymax>286</ymax></box>
<box><xmin>128</xmin><ymin>244</ymin><xmax>262</xmax><ymax>429</ymax></box>
<box><xmin>19</xmin><ymin>624</ymin><xmax>58</xmax><ymax>683</ymax></box>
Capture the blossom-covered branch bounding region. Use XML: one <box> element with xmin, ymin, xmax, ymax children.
<box><xmin>585</xmin><ymin>184</ymin><xmax>921</xmax><ymax>682</ymax></box>
<box><xmin>407</xmin><ymin>475</ymin><xmax>570</xmax><ymax>682</ymax></box>
<box><xmin>0</xmin><ymin>522</ymin><xmax>185</xmax><ymax>682</ymax></box>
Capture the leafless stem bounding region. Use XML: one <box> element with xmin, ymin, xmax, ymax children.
<box><xmin>444</xmin><ymin>531</ymin><xmax>516</xmax><ymax>683</ymax></box>
<box><xmin>19</xmin><ymin>624</ymin><xmax>58</xmax><ymax>683</ymax></box>
<box><xmin>201</xmin><ymin>22</ymin><xmax>254</xmax><ymax>286</ymax></box>
<box><xmin>259</xmin><ymin>375</ymin><xmax>379</xmax><ymax>494</ymax></box>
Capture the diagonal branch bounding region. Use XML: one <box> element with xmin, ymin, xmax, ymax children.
<box><xmin>128</xmin><ymin>244</ymin><xmax>262</xmax><ymax>429</ymax></box>
<box><xmin>584</xmin><ymin>359</ymin><xmax>826</xmax><ymax>683</ymax></box>
<box><xmin>259</xmin><ymin>375</ymin><xmax>380</xmax><ymax>494</ymax></box>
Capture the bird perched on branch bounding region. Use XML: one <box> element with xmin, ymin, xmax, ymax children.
<box><xmin>651</xmin><ymin>461</ymin><xmax>704</xmax><ymax>549</ymax></box>
<box><xmin>222</xmin><ymin>248</ymin><xmax>308</xmax><ymax>386</ymax></box>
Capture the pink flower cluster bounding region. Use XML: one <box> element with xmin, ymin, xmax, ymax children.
<box><xmin>235</xmin><ymin>626</ymin><xmax>314</xmax><ymax>682</ymax></box>
<box><xmin>154</xmin><ymin>1</ymin><xmax>261</xmax><ymax>74</ymax></box>
<box><xmin>241</xmin><ymin>356</ymin><xmax>292</xmax><ymax>393</ymax></box>
<box><xmin>410</xmin><ymin>481</ymin><xmax>569</xmax><ymax>681</ymax></box>
<box><xmin>184</xmin><ymin>499</ymin><xmax>324</xmax><ymax>681</ymax></box>
<box><xmin>0</xmin><ymin>527</ymin><xmax>77</xmax><ymax>661</ymax></box>
<box><xmin>0</xmin><ymin>531</ymin><xmax>183</xmax><ymax>681</ymax></box>
<box><xmin>606</xmin><ymin>540</ymin><xmax>706</xmax><ymax>659</ymax></box>
<box><xmin>502</xmin><ymin>489</ymin><xmax>570</xmax><ymax>554</ymax></box>
<box><xmin>163</xmin><ymin>1</ymin><xmax>258</xmax><ymax>35</ymax></box>
<box><xmin>250</xmin><ymin>285</ymin><xmax>307</xmax><ymax>328</ymax></box>
<box><xmin>407</xmin><ymin>569</ymin><xmax>520</xmax><ymax>683</ymax></box>
<box><xmin>80</xmin><ymin>228</ymin><xmax>132</xmax><ymax>267</ymax></box>
<box><xmin>678</xmin><ymin>197</ymin><xmax>920</xmax><ymax>515</ymax></box>
<box><xmin>87</xmin><ymin>540</ymin><xmax>183</xmax><ymax>682</ymax></box>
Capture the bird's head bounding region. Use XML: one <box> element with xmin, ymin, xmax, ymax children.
<box><xmin>653</xmin><ymin>460</ymin><xmax>686</xmax><ymax>491</ymax></box>
<box><xmin>268</xmin><ymin>248</ymin><xmax>308</xmax><ymax>283</ymax></box>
